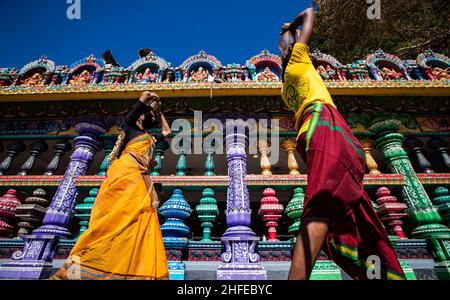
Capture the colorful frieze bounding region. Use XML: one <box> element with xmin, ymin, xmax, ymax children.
<box><xmin>0</xmin><ymin>48</ymin><xmax>448</xmax><ymax>92</ymax></box>
<box><xmin>220</xmin><ymin>63</ymin><xmax>250</xmax><ymax>83</ymax></box>
<box><xmin>0</xmin><ymin>68</ymin><xmax>18</xmax><ymax>87</ymax></box>
<box><xmin>16</xmin><ymin>56</ymin><xmax>56</xmax><ymax>87</ymax></box>
<box><xmin>310</xmin><ymin>49</ymin><xmax>346</xmax><ymax>81</ymax></box>
<box><xmin>246</xmin><ymin>49</ymin><xmax>282</xmax><ymax>82</ymax></box>
<box><xmin>366</xmin><ymin>49</ymin><xmax>410</xmax><ymax>81</ymax></box>
<box><xmin>417</xmin><ymin>49</ymin><xmax>450</xmax><ymax>81</ymax></box>
<box><xmin>66</xmin><ymin>54</ymin><xmax>103</xmax><ymax>86</ymax></box>
<box><xmin>178</xmin><ymin>50</ymin><xmax>222</xmax><ymax>83</ymax></box>
<box><xmin>128</xmin><ymin>50</ymin><xmax>171</xmax><ymax>83</ymax></box>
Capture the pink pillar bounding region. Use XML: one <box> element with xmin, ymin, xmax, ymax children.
<box><xmin>258</xmin><ymin>188</ymin><xmax>283</xmax><ymax>241</ymax></box>
<box><xmin>376</xmin><ymin>187</ymin><xmax>408</xmax><ymax>239</ymax></box>
<box><xmin>0</xmin><ymin>189</ymin><xmax>21</xmax><ymax>237</ymax></box>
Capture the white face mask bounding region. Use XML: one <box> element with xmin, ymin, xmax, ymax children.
<box><xmin>148</xmin><ymin>100</ymin><xmax>161</xmax><ymax>114</ymax></box>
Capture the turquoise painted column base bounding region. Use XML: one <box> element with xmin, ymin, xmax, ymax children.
<box><xmin>435</xmin><ymin>262</ymin><xmax>450</xmax><ymax>280</ymax></box>
<box><xmin>168</xmin><ymin>261</ymin><xmax>186</xmax><ymax>280</ymax></box>
<box><xmin>309</xmin><ymin>260</ymin><xmax>416</xmax><ymax>280</ymax></box>
<box><xmin>429</xmin><ymin>238</ymin><xmax>450</xmax><ymax>280</ymax></box>
<box><xmin>310</xmin><ymin>261</ymin><xmax>342</xmax><ymax>280</ymax></box>
<box><xmin>399</xmin><ymin>260</ymin><xmax>416</xmax><ymax>280</ymax></box>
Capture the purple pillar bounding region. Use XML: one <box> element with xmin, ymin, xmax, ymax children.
<box><xmin>216</xmin><ymin>120</ymin><xmax>267</xmax><ymax>280</ymax></box>
<box><xmin>0</xmin><ymin>122</ymin><xmax>105</xmax><ymax>279</ymax></box>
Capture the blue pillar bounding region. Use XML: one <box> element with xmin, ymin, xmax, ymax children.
<box><xmin>159</xmin><ymin>189</ymin><xmax>192</xmax><ymax>280</ymax></box>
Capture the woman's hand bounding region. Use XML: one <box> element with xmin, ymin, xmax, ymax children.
<box><xmin>139</xmin><ymin>91</ymin><xmax>160</xmax><ymax>105</ymax></box>
<box><xmin>160</xmin><ymin>113</ymin><xmax>171</xmax><ymax>137</ymax></box>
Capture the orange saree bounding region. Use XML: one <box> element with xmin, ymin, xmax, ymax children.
<box><xmin>51</xmin><ymin>133</ymin><xmax>169</xmax><ymax>280</ymax></box>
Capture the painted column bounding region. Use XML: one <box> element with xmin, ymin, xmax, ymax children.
<box><xmin>281</xmin><ymin>138</ymin><xmax>301</xmax><ymax>175</ymax></box>
<box><xmin>258</xmin><ymin>188</ymin><xmax>283</xmax><ymax>241</ymax></box>
<box><xmin>44</xmin><ymin>140</ymin><xmax>72</xmax><ymax>176</ymax></box>
<box><xmin>74</xmin><ymin>188</ymin><xmax>98</xmax><ymax>238</ymax></box>
<box><xmin>34</xmin><ymin>123</ymin><xmax>104</xmax><ymax>237</ymax></box>
<box><xmin>176</xmin><ymin>150</ymin><xmax>187</xmax><ymax>176</ymax></box>
<box><xmin>73</xmin><ymin>138</ymin><xmax>115</xmax><ymax>237</ymax></box>
<box><xmin>375</xmin><ymin>187</ymin><xmax>407</xmax><ymax>240</ymax></box>
<box><xmin>18</xmin><ymin>140</ymin><xmax>48</xmax><ymax>176</ymax></box>
<box><xmin>196</xmin><ymin>188</ymin><xmax>219</xmax><ymax>242</ymax></box>
<box><xmin>285</xmin><ymin>187</ymin><xmax>304</xmax><ymax>238</ymax></box>
<box><xmin>97</xmin><ymin>138</ymin><xmax>116</xmax><ymax>176</ymax></box>
<box><xmin>216</xmin><ymin>120</ymin><xmax>267</xmax><ymax>280</ymax></box>
<box><xmin>159</xmin><ymin>189</ymin><xmax>192</xmax><ymax>280</ymax></box>
<box><xmin>431</xmin><ymin>187</ymin><xmax>450</xmax><ymax>227</ymax></box>
<box><xmin>369</xmin><ymin>119</ymin><xmax>450</xmax><ymax>279</ymax></box>
<box><xmin>0</xmin><ymin>141</ymin><xmax>26</xmax><ymax>176</ymax></box>
<box><xmin>360</xmin><ymin>139</ymin><xmax>382</xmax><ymax>175</ymax></box>
<box><xmin>204</xmin><ymin>142</ymin><xmax>216</xmax><ymax>176</ymax></box>
<box><xmin>404</xmin><ymin>137</ymin><xmax>434</xmax><ymax>173</ymax></box>
<box><xmin>0</xmin><ymin>122</ymin><xmax>105</xmax><ymax>279</ymax></box>
<box><xmin>369</xmin><ymin>119</ymin><xmax>450</xmax><ymax>238</ymax></box>
<box><xmin>429</xmin><ymin>138</ymin><xmax>450</xmax><ymax>171</ymax></box>
<box><xmin>150</xmin><ymin>140</ymin><xmax>169</xmax><ymax>176</ymax></box>
<box><xmin>257</xmin><ymin>140</ymin><xmax>272</xmax><ymax>175</ymax></box>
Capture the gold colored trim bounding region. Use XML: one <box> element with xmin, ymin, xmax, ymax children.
<box><xmin>0</xmin><ymin>81</ymin><xmax>449</xmax><ymax>102</ymax></box>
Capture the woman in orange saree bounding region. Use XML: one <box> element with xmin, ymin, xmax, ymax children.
<box><xmin>51</xmin><ymin>91</ymin><xmax>171</xmax><ymax>280</ymax></box>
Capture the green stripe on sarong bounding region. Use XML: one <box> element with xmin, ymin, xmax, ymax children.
<box><xmin>316</xmin><ymin>121</ymin><xmax>365</xmax><ymax>157</ymax></box>
<box><xmin>330</xmin><ymin>239</ymin><xmax>405</xmax><ymax>280</ymax></box>
<box><xmin>305</xmin><ymin>102</ymin><xmax>324</xmax><ymax>158</ymax></box>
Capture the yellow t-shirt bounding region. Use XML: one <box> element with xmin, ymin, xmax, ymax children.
<box><xmin>281</xmin><ymin>43</ymin><xmax>336</xmax><ymax>136</ymax></box>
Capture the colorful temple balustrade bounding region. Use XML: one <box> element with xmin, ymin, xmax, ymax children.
<box><xmin>0</xmin><ymin>47</ymin><xmax>449</xmax><ymax>280</ymax></box>
<box><xmin>0</xmin><ymin>120</ymin><xmax>449</xmax><ymax>279</ymax></box>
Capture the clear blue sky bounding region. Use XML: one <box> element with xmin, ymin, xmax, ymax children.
<box><xmin>0</xmin><ymin>0</ymin><xmax>310</xmax><ymax>69</ymax></box>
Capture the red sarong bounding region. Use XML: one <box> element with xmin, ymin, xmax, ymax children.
<box><xmin>296</xmin><ymin>102</ymin><xmax>405</xmax><ymax>280</ymax></box>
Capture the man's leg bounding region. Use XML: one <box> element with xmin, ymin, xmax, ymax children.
<box><xmin>288</xmin><ymin>217</ymin><xmax>330</xmax><ymax>280</ymax></box>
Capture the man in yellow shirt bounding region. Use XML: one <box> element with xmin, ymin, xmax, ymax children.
<box><xmin>279</xmin><ymin>2</ymin><xmax>405</xmax><ymax>280</ymax></box>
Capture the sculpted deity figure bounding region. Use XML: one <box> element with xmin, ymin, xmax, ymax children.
<box><xmin>69</xmin><ymin>70</ymin><xmax>93</xmax><ymax>85</ymax></box>
<box><xmin>432</xmin><ymin>67</ymin><xmax>450</xmax><ymax>80</ymax></box>
<box><xmin>191</xmin><ymin>66</ymin><xmax>209</xmax><ymax>82</ymax></box>
<box><xmin>20</xmin><ymin>72</ymin><xmax>43</xmax><ymax>86</ymax></box>
<box><xmin>135</xmin><ymin>68</ymin><xmax>157</xmax><ymax>83</ymax></box>
<box><xmin>326</xmin><ymin>65</ymin><xmax>337</xmax><ymax>80</ymax></box>
<box><xmin>257</xmin><ymin>67</ymin><xmax>279</xmax><ymax>82</ymax></box>
<box><xmin>336</xmin><ymin>66</ymin><xmax>345</xmax><ymax>81</ymax></box>
<box><xmin>380</xmin><ymin>67</ymin><xmax>403</xmax><ymax>80</ymax></box>
<box><xmin>163</xmin><ymin>70</ymin><xmax>174</xmax><ymax>83</ymax></box>
<box><xmin>316</xmin><ymin>65</ymin><xmax>329</xmax><ymax>80</ymax></box>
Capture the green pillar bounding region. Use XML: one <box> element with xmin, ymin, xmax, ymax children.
<box><xmin>74</xmin><ymin>188</ymin><xmax>98</xmax><ymax>238</ymax></box>
<box><xmin>204</xmin><ymin>143</ymin><xmax>215</xmax><ymax>176</ymax></box>
<box><xmin>285</xmin><ymin>187</ymin><xmax>304</xmax><ymax>238</ymax></box>
<box><xmin>430</xmin><ymin>238</ymin><xmax>450</xmax><ymax>280</ymax></box>
<box><xmin>98</xmin><ymin>138</ymin><xmax>116</xmax><ymax>176</ymax></box>
<box><xmin>432</xmin><ymin>187</ymin><xmax>450</xmax><ymax>227</ymax></box>
<box><xmin>176</xmin><ymin>150</ymin><xmax>187</xmax><ymax>176</ymax></box>
<box><xmin>150</xmin><ymin>140</ymin><xmax>169</xmax><ymax>176</ymax></box>
<box><xmin>196</xmin><ymin>188</ymin><xmax>219</xmax><ymax>242</ymax></box>
<box><xmin>369</xmin><ymin>119</ymin><xmax>450</xmax><ymax>279</ymax></box>
<box><xmin>370</xmin><ymin>119</ymin><xmax>450</xmax><ymax>238</ymax></box>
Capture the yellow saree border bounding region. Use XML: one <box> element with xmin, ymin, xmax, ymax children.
<box><xmin>51</xmin><ymin>259</ymin><xmax>169</xmax><ymax>280</ymax></box>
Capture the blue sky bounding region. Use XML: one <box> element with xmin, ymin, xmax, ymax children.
<box><xmin>0</xmin><ymin>0</ymin><xmax>310</xmax><ymax>69</ymax></box>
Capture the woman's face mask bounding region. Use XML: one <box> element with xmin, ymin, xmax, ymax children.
<box><xmin>141</xmin><ymin>111</ymin><xmax>158</xmax><ymax>130</ymax></box>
